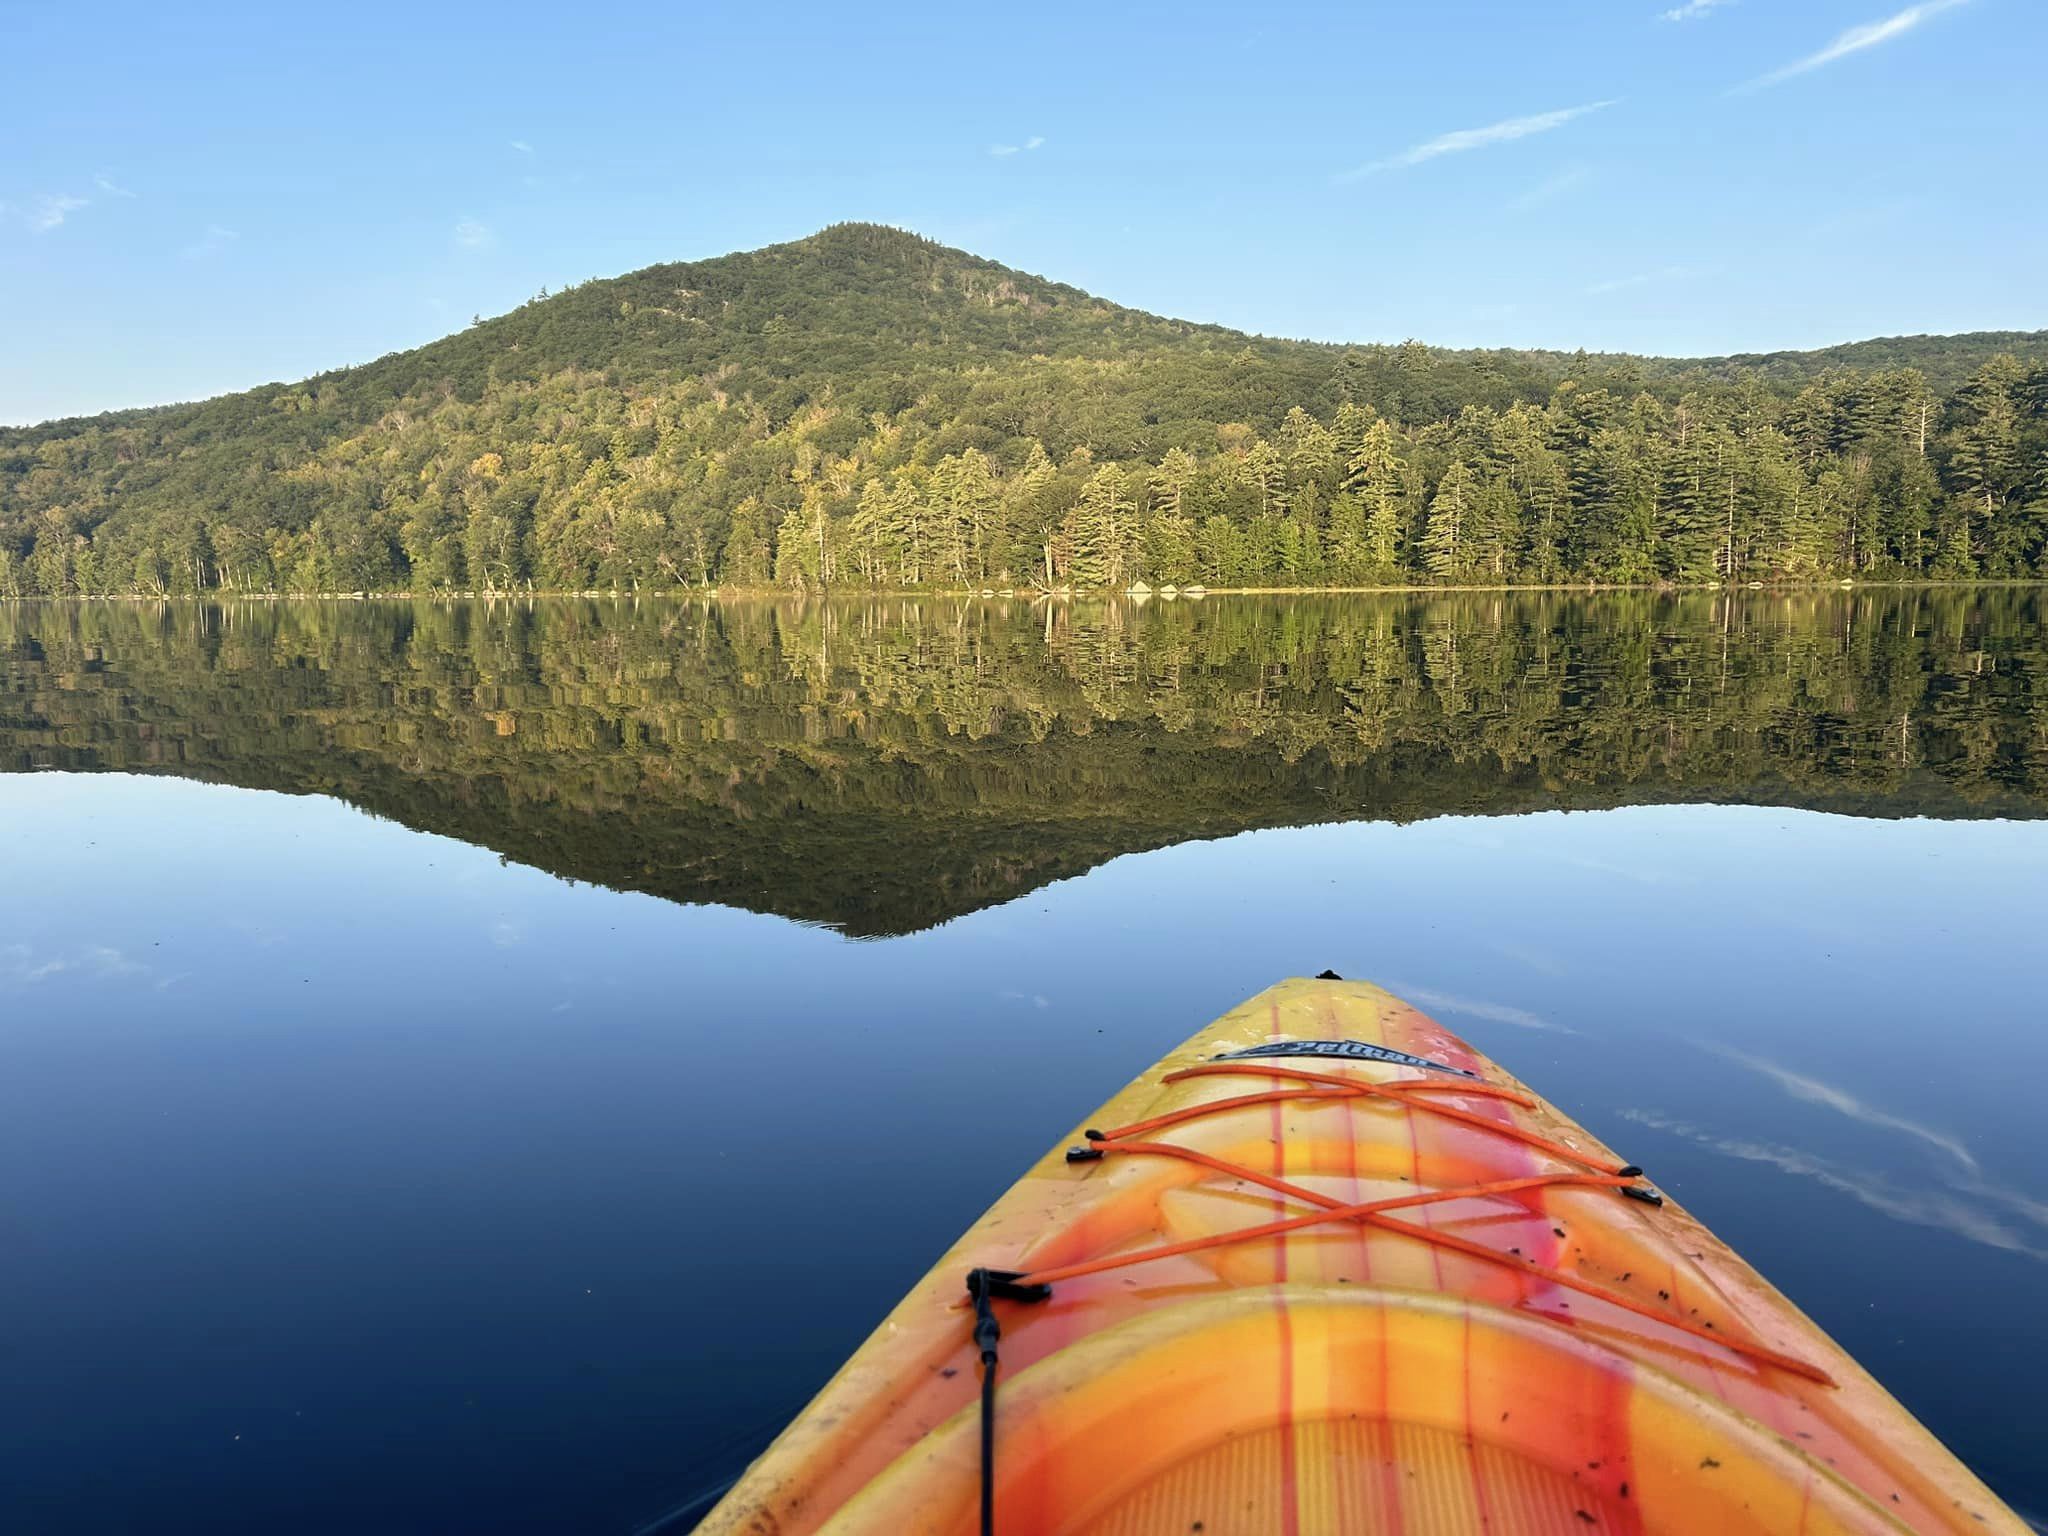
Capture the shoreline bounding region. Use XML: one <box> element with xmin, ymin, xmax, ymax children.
<box><xmin>2</xmin><ymin>577</ymin><xmax>2044</xmax><ymax>603</ymax></box>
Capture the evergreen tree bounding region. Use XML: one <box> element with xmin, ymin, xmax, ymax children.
<box><xmin>1422</xmin><ymin>462</ymin><xmax>1475</xmax><ymax>579</ymax></box>
<box><xmin>1065</xmin><ymin>465</ymin><xmax>1138</xmax><ymax>587</ymax></box>
<box><xmin>720</xmin><ymin>497</ymin><xmax>773</xmax><ymax>586</ymax></box>
<box><xmin>1349</xmin><ymin>419</ymin><xmax>1406</xmax><ymax>576</ymax></box>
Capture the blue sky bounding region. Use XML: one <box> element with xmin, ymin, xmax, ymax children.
<box><xmin>3</xmin><ymin>0</ymin><xmax>2038</xmax><ymax>425</ymax></box>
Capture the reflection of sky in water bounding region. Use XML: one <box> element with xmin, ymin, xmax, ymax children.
<box><xmin>3</xmin><ymin>773</ymin><xmax>2044</xmax><ymax>1530</ymax></box>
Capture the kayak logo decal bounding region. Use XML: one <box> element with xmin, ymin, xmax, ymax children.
<box><xmin>1213</xmin><ymin>1039</ymin><xmax>1479</xmax><ymax>1078</ymax></box>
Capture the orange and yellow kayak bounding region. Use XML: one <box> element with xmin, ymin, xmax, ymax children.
<box><xmin>699</xmin><ymin>977</ymin><xmax>2024</xmax><ymax>1535</ymax></box>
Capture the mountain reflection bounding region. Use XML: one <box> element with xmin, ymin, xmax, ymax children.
<box><xmin>2</xmin><ymin>589</ymin><xmax>2041</xmax><ymax>935</ymax></box>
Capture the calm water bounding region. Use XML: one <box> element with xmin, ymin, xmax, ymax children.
<box><xmin>2</xmin><ymin>590</ymin><xmax>2045</xmax><ymax>1532</ymax></box>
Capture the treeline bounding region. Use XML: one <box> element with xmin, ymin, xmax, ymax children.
<box><xmin>3</xmin><ymin>226</ymin><xmax>2045</xmax><ymax>598</ymax></box>
<box><xmin>7</xmin><ymin>360</ymin><xmax>2044</xmax><ymax>599</ymax></box>
<box><xmin>4</xmin><ymin>590</ymin><xmax>2041</xmax><ymax>931</ymax></box>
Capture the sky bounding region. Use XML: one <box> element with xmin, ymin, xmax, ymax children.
<box><xmin>2</xmin><ymin>0</ymin><xmax>2041</xmax><ymax>425</ymax></box>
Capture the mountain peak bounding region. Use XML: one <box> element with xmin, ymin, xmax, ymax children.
<box><xmin>3</xmin><ymin>228</ymin><xmax>2044</xmax><ymax>599</ymax></box>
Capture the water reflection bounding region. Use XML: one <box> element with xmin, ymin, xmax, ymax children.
<box><xmin>2</xmin><ymin>588</ymin><xmax>2042</xmax><ymax>934</ymax></box>
<box><xmin>1620</xmin><ymin>1109</ymin><xmax>2048</xmax><ymax>1263</ymax></box>
<box><xmin>1714</xmin><ymin>1046</ymin><xmax>1981</xmax><ymax>1172</ymax></box>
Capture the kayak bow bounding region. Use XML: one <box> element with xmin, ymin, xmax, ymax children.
<box><xmin>699</xmin><ymin>977</ymin><xmax>2024</xmax><ymax>1535</ymax></box>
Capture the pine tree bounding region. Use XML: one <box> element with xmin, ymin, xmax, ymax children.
<box><xmin>1348</xmin><ymin>419</ymin><xmax>1406</xmax><ymax>576</ymax></box>
<box><xmin>1751</xmin><ymin>428</ymin><xmax>1819</xmax><ymax>576</ymax></box>
<box><xmin>946</xmin><ymin>448</ymin><xmax>999</xmax><ymax>582</ymax></box>
<box><xmin>1945</xmin><ymin>356</ymin><xmax>2028</xmax><ymax>571</ymax></box>
<box><xmin>1065</xmin><ymin>465</ymin><xmax>1137</xmax><ymax>586</ymax></box>
<box><xmin>1931</xmin><ymin>507</ymin><xmax>1977</xmax><ymax>577</ymax></box>
<box><xmin>1947</xmin><ymin>356</ymin><xmax>2026</xmax><ymax>513</ymax></box>
<box><xmin>772</xmin><ymin>487</ymin><xmax>836</xmax><ymax>590</ymax></box>
<box><xmin>876</xmin><ymin>470</ymin><xmax>929</xmax><ymax>585</ymax></box>
<box><xmin>1149</xmin><ymin>447</ymin><xmax>1197</xmax><ymax>522</ymax></box>
<box><xmin>849</xmin><ymin>479</ymin><xmax>892</xmax><ymax>584</ymax></box>
<box><xmin>1242</xmin><ymin>440</ymin><xmax>1283</xmax><ymax>517</ymax></box>
<box><xmin>1332</xmin><ymin>401</ymin><xmax>1373</xmax><ymax>487</ymax></box>
<box><xmin>1422</xmin><ymin>463</ymin><xmax>1475</xmax><ymax>579</ymax></box>
<box><xmin>1002</xmin><ymin>443</ymin><xmax>1058</xmax><ymax>587</ymax></box>
<box><xmin>1144</xmin><ymin>508</ymin><xmax>1197</xmax><ymax>583</ymax></box>
<box><xmin>1495</xmin><ymin>402</ymin><xmax>1565</xmax><ymax>579</ymax></box>
<box><xmin>1279</xmin><ymin>406</ymin><xmax>1337</xmax><ymax>496</ymax></box>
<box><xmin>719</xmin><ymin>496</ymin><xmax>773</xmax><ymax>586</ymax></box>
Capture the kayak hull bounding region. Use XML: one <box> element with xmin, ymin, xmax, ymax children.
<box><xmin>699</xmin><ymin>978</ymin><xmax>2024</xmax><ymax>1535</ymax></box>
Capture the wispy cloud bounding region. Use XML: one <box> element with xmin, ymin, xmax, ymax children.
<box><xmin>181</xmin><ymin>223</ymin><xmax>238</xmax><ymax>259</ymax></box>
<box><xmin>989</xmin><ymin>135</ymin><xmax>1045</xmax><ymax>157</ymax></box>
<box><xmin>1737</xmin><ymin>0</ymin><xmax>1967</xmax><ymax>91</ymax></box>
<box><xmin>1554</xmin><ymin>849</ymin><xmax>1680</xmax><ymax>884</ymax></box>
<box><xmin>1586</xmin><ymin>264</ymin><xmax>1697</xmax><ymax>296</ymax></box>
<box><xmin>25</xmin><ymin>193</ymin><xmax>89</xmax><ymax>233</ymax></box>
<box><xmin>2</xmin><ymin>941</ymin><xmax>160</xmax><ymax>987</ymax></box>
<box><xmin>1622</xmin><ymin>1108</ymin><xmax>2045</xmax><ymax>1260</ymax></box>
<box><xmin>93</xmin><ymin>172</ymin><xmax>137</xmax><ymax>198</ymax></box>
<box><xmin>1508</xmin><ymin>164</ymin><xmax>1592</xmax><ymax>213</ymax></box>
<box><xmin>2</xmin><ymin>942</ymin><xmax>71</xmax><ymax>983</ymax></box>
<box><xmin>1339</xmin><ymin>100</ymin><xmax>1617</xmax><ymax>180</ymax></box>
<box><xmin>1386</xmin><ymin>981</ymin><xmax>1574</xmax><ymax>1034</ymax></box>
<box><xmin>454</xmin><ymin>217</ymin><xmax>494</xmax><ymax>249</ymax></box>
<box><xmin>1660</xmin><ymin>0</ymin><xmax>1734</xmax><ymax>20</ymax></box>
<box><xmin>1491</xmin><ymin>941</ymin><xmax>1571</xmax><ymax>978</ymax></box>
<box><xmin>1713</xmin><ymin>1046</ymin><xmax>1978</xmax><ymax>1172</ymax></box>
<box><xmin>84</xmin><ymin>945</ymin><xmax>149</xmax><ymax>979</ymax></box>
<box><xmin>509</xmin><ymin>139</ymin><xmax>533</xmax><ymax>155</ymax></box>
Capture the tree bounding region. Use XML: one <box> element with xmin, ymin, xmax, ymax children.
<box><xmin>132</xmin><ymin>546</ymin><xmax>168</xmax><ymax>597</ymax></box>
<box><xmin>1278</xmin><ymin>406</ymin><xmax>1336</xmax><ymax>496</ymax></box>
<box><xmin>1946</xmin><ymin>356</ymin><xmax>2026</xmax><ymax>514</ymax></box>
<box><xmin>773</xmin><ymin>487</ymin><xmax>836</xmax><ymax>590</ymax></box>
<box><xmin>27</xmin><ymin>533</ymin><xmax>73</xmax><ymax>596</ymax></box>
<box><xmin>1065</xmin><ymin>465</ymin><xmax>1139</xmax><ymax>586</ymax></box>
<box><xmin>720</xmin><ymin>497</ymin><xmax>773</xmax><ymax>586</ymax></box>
<box><xmin>930</xmin><ymin>449</ymin><xmax>998</xmax><ymax>584</ymax></box>
<box><xmin>999</xmin><ymin>442</ymin><xmax>1058</xmax><ymax>586</ymax></box>
<box><xmin>1347</xmin><ymin>419</ymin><xmax>1406</xmax><ymax>577</ymax></box>
<box><xmin>1931</xmin><ymin>508</ymin><xmax>1977</xmax><ymax>578</ymax></box>
<box><xmin>1421</xmin><ymin>463</ymin><xmax>1475</xmax><ymax>579</ymax></box>
<box><xmin>1149</xmin><ymin>448</ymin><xmax>1197</xmax><ymax>522</ymax></box>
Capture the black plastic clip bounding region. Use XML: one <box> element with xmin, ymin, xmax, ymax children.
<box><xmin>1621</xmin><ymin>1184</ymin><xmax>1665</xmax><ymax>1207</ymax></box>
<box><xmin>965</xmin><ymin>1268</ymin><xmax>1052</xmax><ymax>1308</ymax></box>
<box><xmin>1065</xmin><ymin>1145</ymin><xmax>1104</xmax><ymax>1163</ymax></box>
<box><xmin>1316</xmin><ymin>969</ymin><xmax>1344</xmax><ymax>980</ymax></box>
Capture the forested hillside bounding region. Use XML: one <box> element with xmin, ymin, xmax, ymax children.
<box><xmin>3</xmin><ymin>223</ymin><xmax>2045</xmax><ymax>596</ymax></box>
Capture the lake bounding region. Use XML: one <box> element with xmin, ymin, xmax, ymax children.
<box><xmin>2</xmin><ymin>589</ymin><xmax>2044</xmax><ymax>1532</ymax></box>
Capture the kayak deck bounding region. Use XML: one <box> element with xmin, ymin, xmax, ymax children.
<box><xmin>699</xmin><ymin>978</ymin><xmax>2023</xmax><ymax>1535</ymax></box>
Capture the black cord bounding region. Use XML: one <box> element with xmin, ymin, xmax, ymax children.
<box><xmin>964</xmin><ymin>1267</ymin><xmax>1051</xmax><ymax>1536</ymax></box>
<box><xmin>979</xmin><ymin>1340</ymin><xmax>999</xmax><ymax>1536</ymax></box>
<box><xmin>970</xmin><ymin>1269</ymin><xmax>1002</xmax><ymax>1536</ymax></box>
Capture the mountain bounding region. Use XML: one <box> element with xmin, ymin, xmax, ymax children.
<box><xmin>3</xmin><ymin>222</ymin><xmax>2045</xmax><ymax>597</ymax></box>
<box><xmin>1662</xmin><ymin>332</ymin><xmax>2048</xmax><ymax>396</ymax></box>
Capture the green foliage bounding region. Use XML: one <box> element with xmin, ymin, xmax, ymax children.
<box><xmin>5</xmin><ymin>224</ymin><xmax>2047</xmax><ymax>594</ymax></box>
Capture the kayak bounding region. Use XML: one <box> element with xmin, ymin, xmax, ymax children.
<box><xmin>697</xmin><ymin>977</ymin><xmax>2025</xmax><ymax>1535</ymax></box>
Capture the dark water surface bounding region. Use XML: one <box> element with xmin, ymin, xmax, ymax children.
<box><xmin>2</xmin><ymin>590</ymin><xmax>2044</xmax><ymax>1531</ymax></box>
